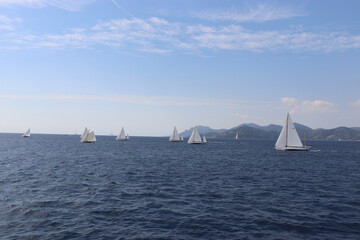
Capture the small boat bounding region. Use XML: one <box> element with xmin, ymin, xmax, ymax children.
<box><xmin>169</xmin><ymin>126</ymin><xmax>183</xmax><ymax>142</ymax></box>
<box><xmin>275</xmin><ymin>113</ymin><xmax>309</xmax><ymax>151</ymax></box>
<box><xmin>80</xmin><ymin>128</ymin><xmax>96</xmax><ymax>143</ymax></box>
<box><xmin>23</xmin><ymin>128</ymin><xmax>30</xmax><ymax>138</ymax></box>
<box><xmin>116</xmin><ymin>127</ymin><xmax>129</xmax><ymax>141</ymax></box>
<box><xmin>187</xmin><ymin>126</ymin><xmax>206</xmax><ymax>144</ymax></box>
<box><xmin>202</xmin><ymin>136</ymin><xmax>207</xmax><ymax>143</ymax></box>
<box><xmin>235</xmin><ymin>131</ymin><xmax>239</xmax><ymax>139</ymax></box>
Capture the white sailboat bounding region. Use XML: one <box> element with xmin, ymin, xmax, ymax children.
<box><xmin>169</xmin><ymin>126</ymin><xmax>183</xmax><ymax>142</ymax></box>
<box><xmin>116</xmin><ymin>127</ymin><xmax>128</xmax><ymax>141</ymax></box>
<box><xmin>275</xmin><ymin>113</ymin><xmax>309</xmax><ymax>151</ymax></box>
<box><xmin>80</xmin><ymin>128</ymin><xmax>96</xmax><ymax>143</ymax></box>
<box><xmin>187</xmin><ymin>126</ymin><xmax>206</xmax><ymax>144</ymax></box>
<box><xmin>202</xmin><ymin>135</ymin><xmax>207</xmax><ymax>143</ymax></box>
<box><xmin>23</xmin><ymin>128</ymin><xmax>30</xmax><ymax>138</ymax></box>
<box><xmin>235</xmin><ymin>131</ymin><xmax>239</xmax><ymax>139</ymax></box>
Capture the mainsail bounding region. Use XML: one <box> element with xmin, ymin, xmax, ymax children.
<box><xmin>169</xmin><ymin>126</ymin><xmax>182</xmax><ymax>142</ymax></box>
<box><xmin>23</xmin><ymin>128</ymin><xmax>31</xmax><ymax>138</ymax></box>
<box><xmin>81</xmin><ymin>128</ymin><xmax>96</xmax><ymax>143</ymax></box>
<box><xmin>188</xmin><ymin>126</ymin><xmax>205</xmax><ymax>144</ymax></box>
<box><xmin>80</xmin><ymin>127</ymin><xmax>88</xmax><ymax>139</ymax></box>
<box><xmin>116</xmin><ymin>127</ymin><xmax>128</xmax><ymax>141</ymax></box>
<box><xmin>275</xmin><ymin>113</ymin><xmax>308</xmax><ymax>151</ymax></box>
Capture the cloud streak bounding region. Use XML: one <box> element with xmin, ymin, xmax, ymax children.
<box><xmin>192</xmin><ymin>4</ymin><xmax>303</xmax><ymax>23</ymax></box>
<box><xmin>1</xmin><ymin>15</ymin><xmax>360</xmax><ymax>53</ymax></box>
<box><xmin>281</xmin><ymin>97</ymin><xmax>337</xmax><ymax>113</ymax></box>
<box><xmin>0</xmin><ymin>94</ymin><xmax>248</xmax><ymax>108</ymax></box>
<box><xmin>0</xmin><ymin>0</ymin><xmax>95</xmax><ymax>11</ymax></box>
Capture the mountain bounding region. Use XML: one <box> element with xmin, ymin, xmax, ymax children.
<box><xmin>179</xmin><ymin>126</ymin><xmax>226</xmax><ymax>137</ymax></box>
<box><xmin>180</xmin><ymin>123</ymin><xmax>360</xmax><ymax>141</ymax></box>
<box><xmin>210</xmin><ymin>126</ymin><xmax>278</xmax><ymax>139</ymax></box>
<box><xmin>351</xmin><ymin>127</ymin><xmax>360</xmax><ymax>132</ymax></box>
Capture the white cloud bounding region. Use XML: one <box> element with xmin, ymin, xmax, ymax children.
<box><xmin>1</xmin><ymin>16</ymin><xmax>360</xmax><ymax>53</ymax></box>
<box><xmin>281</xmin><ymin>98</ymin><xmax>337</xmax><ymax>113</ymax></box>
<box><xmin>0</xmin><ymin>0</ymin><xmax>95</xmax><ymax>11</ymax></box>
<box><xmin>350</xmin><ymin>99</ymin><xmax>360</xmax><ymax>108</ymax></box>
<box><xmin>193</xmin><ymin>4</ymin><xmax>303</xmax><ymax>23</ymax></box>
<box><xmin>0</xmin><ymin>15</ymin><xmax>22</xmax><ymax>31</ymax></box>
<box><xmin>234</xmin><ymin>113</ymin><xmax>249</xmax><ymax>118</ymax></box>
<box><xmin>0</xmin><ymin>94</ymin><xmax>245</xmax><ymax>108</ymax></box>
<box><xmin>281</xmin><ymin>97</ymin><xmax>298</xmax><ymax>107</ymax></box>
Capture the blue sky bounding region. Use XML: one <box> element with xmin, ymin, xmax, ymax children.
<box><xmin>0</xmin><ymin>0</ymin><xmax>359</xmax><ymax>135</ymax></box>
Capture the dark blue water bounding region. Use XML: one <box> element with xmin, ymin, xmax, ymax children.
<box><xmin>0</xmin><ymin>134</ymin><xmax>359</xmax><ymax>239</ymax></box>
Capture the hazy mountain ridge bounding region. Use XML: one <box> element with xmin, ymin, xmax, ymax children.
<box><xmin>180</xmin><ymin>123</ymin><xmax>360</xmax><ymax>141</ymax></box>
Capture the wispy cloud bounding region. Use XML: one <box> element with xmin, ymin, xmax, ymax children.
<box><xmin>0</xmin><ymin>15</ymin><xmax>22</xmax><ymax>31</ymax></box>
<box><xmin>281</xmin><ymin>97</ymin><xmax>337</xmax><ymax>113</ymax></box>
<box><xmin>350</xmin><ymin>99</ymin><xmax>360</xmax><ymax>108</ymax></box>
<box><xmin>0</xmin><ymin>0</ymin><xmax>95</xmax><ymax>11</ymax></box>
<box><xmin>192</xmin><ymin>4</ymin><xmax>303</xmax><ymax>23</ymax></box>
<box><xmin>0</xmin><ymin>94</ymin><xmax>247</xmax><ymax>108</ymax></box>
<box><xmin>1</xmin><ymin>15</ymin><xmax>360</xmax><ymax>53</ymax></box>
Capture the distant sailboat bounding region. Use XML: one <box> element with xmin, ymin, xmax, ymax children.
<box><xmin>80</xmin><ymin>128</ymin><xmax>96</xmax><ymax>143</ymax></box>
<box><xmin>169</xmin><ymin>126</ymin><xmax>183</xmax><ymax>142</ymax></box>
<box><xmin>202</xmin><ymin>135</ymin><xmax>207</xmax><ymax>143</ymax></box>
<box><xmin>187</xmin><ymin>126</ymin><xmax>206</xmax><ymax>144</ymax></box>
<box><xmin>23</xmin><ymin>128</ymin><xmax>30</xmax><ymax>138</ymax></box>
<box><xmin>116</xmin><ymin>127</ymin><xmax>129</xmax><ymax>141</ymax></box>
<box><xmin>275</xmin><ymin>113</ymin><xmax>309</xmax><ymax>151</ymax></box>
<box><xmin>235</xmin><ymin>131</ymin><xmax>239</xmax><ymax>139</ymax></box>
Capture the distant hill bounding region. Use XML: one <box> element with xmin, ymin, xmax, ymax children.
<box><xmin>209</xmin><ymin>126</ymin><xmax>278</xmax><ymax>139</ymax></box>
<box><xmin>205</xmin><ymin>123</ymin><xmax>360</xmax><ymax>141</ymax></box>
<box><xmin>179</xmin><ymin>126</ymin><xmax>226</xmax><ymax>137</ymax></box>
<box><xmin>351</xmin><ymin>127</ymin><xmax>360</xmax><ymax>132</ymax></box>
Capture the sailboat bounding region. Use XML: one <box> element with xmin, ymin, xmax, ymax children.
<box><xmin>116</xmin><ymin>127</ymin><xmax>129</xmax><ymax>141</ymax></box>
<box><xmin>187</xmin><ymin>126</ymin><xmax>206</xmax><ymax>144</ymax></box>
<box><xmin>202</xmin><ymin>135</ymin><xmax>207</xmax><ymax>143</ymax></box>
<box><xmin>23</xmin><ymin>128</ymin><xmax>30</xmax><ymax>138</ymax></box>
<box><xmin>80</xmin><ymin>128</ymin><xmax>96</xmax><ymax>143</ymax></box>
<box><xmin>235</xmin><ymin>131</ymin><xmax>239</xmax><ymax>139</ymax></box>
<box><xmin>169</xmin><ymin>126</ymin><xmax>183</xmax><ymax>142</ymax></box>
<box><xmin>275</xmin><ymin>113</ymin><xmax>309</xmax><ymax>151</ymax></box>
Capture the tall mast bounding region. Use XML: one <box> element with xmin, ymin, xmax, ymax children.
<box><xmin>285</xmin><ymin>113</ymin><xmax>289</xmax><ymax>147</ymax></box>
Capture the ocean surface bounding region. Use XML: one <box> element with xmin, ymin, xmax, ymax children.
<box><xmin>0</xmin><ymin>134</ymin><xmax>359</xmax><ymax>239</ymax></box>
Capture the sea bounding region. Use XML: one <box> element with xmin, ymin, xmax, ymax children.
<box><xmin>0</xmin><ymin>133</ymin><xmax>359</xmax><ymax>240</ymax></box>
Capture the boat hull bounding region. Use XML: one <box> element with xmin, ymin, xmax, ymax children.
<box><xmin>275</xmin><ymin>146</ymin><xmax>310</xmax><ymax>151</ymax></box>
<box><xmin>169</xmin><ymin>140</ymin><xmax>183</xmax><ymax>142</ymax></box>
<box><xmin>188</xmin><ymin>142</ymin><xmax>205</xmax><ymax>144</ymax></box>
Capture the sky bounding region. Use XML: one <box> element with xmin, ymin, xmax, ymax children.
<box><xmin>0</xmin><ymin>0</ymin><xmax>359</xmax><ymax>136</ymax></box>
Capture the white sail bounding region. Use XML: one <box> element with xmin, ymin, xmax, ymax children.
<box><xmin>23</xmin><ymin>128</ymin><xmax>30</xmax><ymax>137</ymax></box>
<box><xmin>188</xmin><ymin>126</ymin><xmax>204</xmax><ymax>144</ymax></box>
<box><xmin>116</xmin><ymin>127</ymin><xmax>128</xmax><ymax>141</ymax></box>
<box><xmin>81</xmin><ymin>129</ymin><xmax>96</xmax><ymax>143</ymax></box>
<box><xmin>203</xmin><ymin>136</ymin><xmax>207</xmax><ymax>143</ymax></box>
<box><xmin>126</xmin><ymin>134</ymin><xmax>129</xmax><ymax>140</ymax></box>
<box><xmin>80</xmin><ymin>127</ymin><xmax>88</xmax><ymax>139</ymax></box>
<box><xmin>169</xmin><ymin>126</ymin><xmax>181</xmax><ymax>142</ymax></box>
<box><xmin>235</xmin><ymin>132</ymin><xmax>239</xmax><ymax>139</ymax></box>
<box><xmin>287</xmin><ymin>114</ymin><xmax>303</xmax><ymax>147</ymax></box>
<box><xmin>275</xmin><ymin>113</ymin><xmax>308</xmax><ymax>151</ymax></box>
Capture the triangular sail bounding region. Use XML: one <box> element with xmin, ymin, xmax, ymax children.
<box><xmin>203</xmin><ymin>136</ymin><xmax>207</xmax><ymax>143</ymax></box>
<box><xmin>287</xmin><ymin>115</ymin><xmax>303</xmax><ymax>147</ymax></box>
<box><xmin>116</xmin><ymin>127</ymin><xmax>128</xmax><ymax>141</ymax></box>
<box><xmin>188</xmin><ymin>126</ymin><xmax>203</xmax><ymax>144</ymax></box>
<box><xmin>80</xmin><ymin>127</ymin><xmax>88</xmax><ymax>139</ymax></box>
<box><xmin>235</xmin><ymin>132</ymin><xmax>238</xmax><ymax>139</ymax></box>
<box><xmin>275</xmin><ymin>113</ymin><xmax>305</xmax><ymax>150</ymax></box>
<box><xmin>23</xmin><ymin>128</ymin><xmax>31</xmax><ymax>137</ymax></box>
<box><xmin>81</xmin><ymin>129</ymin><xmax>96</xmax><ymax>143</ymax></box>
<box><xmin>169</xmin><ymin>126</ymin><xmax>181</xmax><ymax>141</ymax></box>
